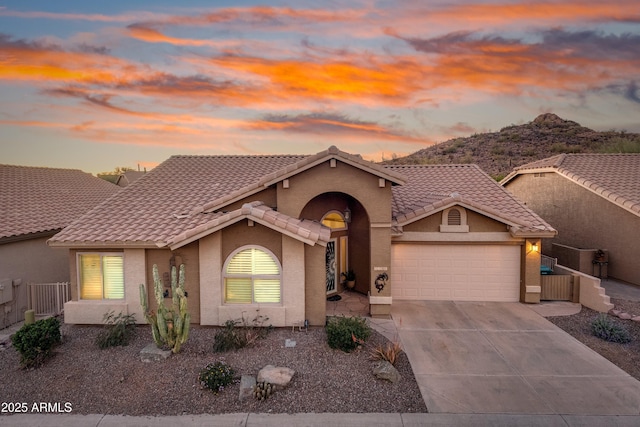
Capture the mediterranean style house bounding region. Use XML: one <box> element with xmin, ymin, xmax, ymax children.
<box><xmin>48</xmin><ymin>146</ymin><xmax>555</xmax><ymax>327</ymax></box>
<box><xmin>0</xmin><ymin>164</ymin><xmax>119</xmax><ymax>328</ymax></box>
<box><xmin>502</xmin><ymin>153</ymin><xmax>640</xmax><ymax>286</ymax></box>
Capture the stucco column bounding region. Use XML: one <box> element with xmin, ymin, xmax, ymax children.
<box><xmin>522</xmin><ymin>239</ymin><xmax>541</xmax><ymax>303</ymax></box>
<box><xmin>199</xmin><ymin>232</ymin><xmax>222</xmax><ymax>325</ymax></box>
<box><xmin>124</xmin><ymin>248</ymin><xmax>147</xmax><ymax>322</ymax></box>
<box><xmin>369</xmin><ymin>225</ymin><xmax>392</xmax><ymax>317</ymax></box>
<box><xmin>282</xmin><ymin>236</ymin><xmax>305</xmax><ymax>326</ymax></box>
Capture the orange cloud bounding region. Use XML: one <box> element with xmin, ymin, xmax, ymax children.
<box><xmin>207</xmin><ymin>54</ymin><xmax>425</xmax><ymax>105</ymax></box>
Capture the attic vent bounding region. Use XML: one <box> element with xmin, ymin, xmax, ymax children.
<box><xmin>447</xmin><ymin>208</ymin><xmax>462</xmax><ymax>226</ymax></box>
<box><xmin>534</xmin><ymin>173</ymin><xmax>546</xmax><ymax>178</ymax></box>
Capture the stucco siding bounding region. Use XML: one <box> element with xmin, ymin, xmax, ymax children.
<box><xmin>506</xmin><ymin>173</ymin><xmax>640</xmax><ymax>285</ymax></box>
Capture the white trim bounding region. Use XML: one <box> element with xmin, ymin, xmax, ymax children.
<box><xmin>222</xmin><ymin>245</ymin><xmax>282</xmax><ymax>305</ymax></box>
<box><xmin>76</xmin><ymin>252</ymin><xmax>125</xmax><ymax>301</ymax></box>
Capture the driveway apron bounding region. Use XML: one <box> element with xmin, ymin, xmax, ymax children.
<box><xmin>391</xmin><ymin>301</ymin><xmax>640</xmax><ymax>415</ymax></box>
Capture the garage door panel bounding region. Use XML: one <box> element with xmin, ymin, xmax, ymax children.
<box><xmin>392</xmin><ymin>244</ymin><xmax>520</xmax><ymax>302</ymax></box>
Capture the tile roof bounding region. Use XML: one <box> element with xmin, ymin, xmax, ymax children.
<box><xmin>49</xmin><ymin>147</ymin><xmax>555</xmax><ymax>247</ymax></box>
<box><xmin>49</xmin><ymin>154</ymin><xmax>306</xmax><ymax>246</ymax></box>
<box><xmin>0</xmin><ymin>164</ymin><xmax>120</xmax><ymax>241</ymax></box>
<box><xmin>386</xmin><ymin>164</ymin><xmax>556</xmax><ymax>236</ymax></box>
<box><xmin>502</xmin><ymin>154</ymin><xmax>640</xmax><ymax>216</ymax></box>
<box><xmin>168</xmin><ymin>201</ymin><xmax>331</xmax><ymax>250</ymax></box>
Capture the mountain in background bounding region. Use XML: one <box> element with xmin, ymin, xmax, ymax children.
<box><xmin>383</xmin><ymin>113</ymin><xmax>640</xmax><ymax>180</ymax></box>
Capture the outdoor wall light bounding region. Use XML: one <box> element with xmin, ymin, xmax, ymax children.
<box><xmin>530</xmin><ymin>242</ymin><xmax>539</xmax><ymax>253</ymax></box>
<box><xmin>344</xmin><ymin>207</ymin><xmax>352</xmax><ymax>223</ymax></box>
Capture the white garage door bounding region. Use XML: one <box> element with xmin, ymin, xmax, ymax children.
<box><xmin>391</xmin><ymin>244</ymin><xmax>521</xmax><ymax>301</ymax></box>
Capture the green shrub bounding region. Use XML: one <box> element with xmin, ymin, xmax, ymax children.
<box><xmin>199</xmin><ymin>361</ymin><xmax>236</xmax><ymax>394</ymax></box>
<box><xmin>213</xmin><ymin>312</ymin><xmax>271</xmax><ymax>352</ymax></box>
<box><xmin>95</xmin><ymin>311</ymin><xmax>137</xmax><ymax>349</ymax></box>
<box><xmin>11</xmin><ymin>317</ymin><xmax>61</xmax><ymax>368</ymax></box>
<box><xmin>591</xmin><ymin>314</ymin><xmax>632</xmax><ymax>343</ymax></box>
<box><xmin>326</xmin><ymin>316</ymin><xmax>371</xmax><ymax>352</ymax></box>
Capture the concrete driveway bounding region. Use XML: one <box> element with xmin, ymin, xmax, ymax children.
<box><xmin>391</xmin><ymin>301</ymin><xmax>640</xmax><ymax>415</ymax></box>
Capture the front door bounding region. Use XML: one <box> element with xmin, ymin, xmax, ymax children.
<box><xmin>326</xmin><ymin>239</ymin><xmax>337</xmax><ymax>295</ymax></box>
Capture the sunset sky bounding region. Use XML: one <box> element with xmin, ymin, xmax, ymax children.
<box><xmin>1</xmin><ymin>0</ymin><xmax>639</xmax><ymax>174</ymax></box>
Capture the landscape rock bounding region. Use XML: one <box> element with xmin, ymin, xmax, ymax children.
<box><xmin>610</xmin><ymin>309</ymin><xmax>622</xmax><ymax>316</ymax></box>
<box><xmin>140</xmin><ymin>343</ymin><xmax>171</xmax><ymax>362</ymax></box>
<box><xmin>257</xmin><ymin>365</ymin><xmax>295</xmax><ymax>387</ymax></box>
<box><xmin>239</xmin><ymin>375</ymin><xmax>256</xmax><ymax>402</ymax></box>
<box><xmin>618</xmin><ymin>313</ymin><xmax>632</xmax><ymax>320</ymax></box>
<box><xmin>372</xmin><ymin>361</ymin><xmax>401</xmax><ymax>383</ymax></box>
<box><xmin>632</xmin><ymin>316</ymin><xmax>640</xmax><ymax>322</ymax></box>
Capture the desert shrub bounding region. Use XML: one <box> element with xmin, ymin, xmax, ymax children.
<box><xmin>326</xmin><ymin>316</ymin><xmax>371</xmax><ymax>352</ymax></box>
<box><xmin>591</xmin><ymin>314</ymin><xmax>632</xmax><ymax>343</ymax></box>
<box><xmin>213</xmin><ymin>312</ymin><xmax>271</xmax><ymax>352</ymax></box>
<box><xmin>199</xmin><ymin>361</ymin><xmax>236</xmax><ymax>394</ymax></box>
<box><xmin>95</xmin><ymin>311</ymin><xmax>136</xmax><ymax>349</ymax></box>
<box><xmin>370</xmin><ymin>340</ymin><xmax>404</xmax><ymax>366</ymax></box>
<box><xmin>11</xmin><ymin>317</ymin><xmax>61</xmax><ymax>368</ymax></box>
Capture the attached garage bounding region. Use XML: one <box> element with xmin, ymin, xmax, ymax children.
<box><xmin>391</xmin><ymin>243</ymin><xmax>521</xmax><ymax>302</ymax></box>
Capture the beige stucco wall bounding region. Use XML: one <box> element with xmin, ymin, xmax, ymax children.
<box><xmin>64</xmin><ymin>248</ymin><xmax>144</xmax><ymax>324</ymax></box>
<box><xmin>505</xmin><ymin>173</ymin><xmax>640</xmax><ymax>285</ymax></box>
<box><xmin>0</xmin><ymin>235</ymin><xmax>70</xmax><ymax>326</ymax></box>
<box><xmin>277</xmin><ymin>160</ymin><xmax>393</xmax><ymax>312</ymax></box>
<box><xmin>199</xmin><ymin>223</ymin><xmax>307</xmax><ymax>327</ymax></box>
<box><xmin>305</xmin><ymin>243</ymin><xmax>326</xmax><ymax>325</ymax></box>
<box><xmin>403</xmin><ymin>209</ymin><xmax>508</xmax><ymax>233</ymax></box>
<box><xmin>145</xmin><ymin>242</ymin><xmax>201</xmax><ymax>324</ymax></box>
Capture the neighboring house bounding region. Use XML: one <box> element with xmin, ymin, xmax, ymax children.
<box><xmin>115</xmin><ymin>170</ymin><xmax>146</xmax><ymax>187</ymax></box>
<box><xmin>501</xmin><ymin>153</ymin><xmax>640</xmax><ymax>286</ymax></box>
<box><xmin>48</xmin><ymin>146</ymin><xmax>555</xmax><ymax>327</ymax></box>
<box><xmin>0</xmin><ymin>164</ymin><xmax>120</xmax><ymax>328</ymax></box>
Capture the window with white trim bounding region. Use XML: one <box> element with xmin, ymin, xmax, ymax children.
<box><xmin>224</xmin><ymin>247</ymin><xmax>281</xmax><ymax>304</ymax></box>
<box><xmin>78</xmin><ymin>253</ymin><xmax>124</xmax><ymax>300</ymax></box>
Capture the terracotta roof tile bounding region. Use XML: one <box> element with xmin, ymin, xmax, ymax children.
<box><xmin>0</xmin><ymin>164</ymin><xmax>120</xmax><ymax>240</ymax></box>
<box><xmin>503</xmin><ymin>154</ymin><xmax>640</xmax><ymax>216</ymax></box>
<box><xmin>385</xmin><ymin>164</ymin><xmax>555</xmax><ymax>236</ymax></box>
<box><xmin>50</xmin><ymin>148</ymin><xmax>555</xmax><ymax>247</ymax></box>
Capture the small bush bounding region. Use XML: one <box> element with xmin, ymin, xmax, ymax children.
<box><xmin>11</xmin><ymin>317</ymin><xmax>61</xmax><ymax>368</ymax></box>
<box><xmin>213</xmin><ymin>312</ymin><xmax>271</xmax><ymax>352</ymax></box>
<box><xmin>370</xmin><ymin>340</ymin><xmax>404</xmax><ymax>366</ymax></box>
<box><xmin>591</xmin><ymin>314</ymin><xmax>632</xmax><ymax>343</ymax></box>
<box><xmin>199</xmin><ymin>361</ymin><xmax>236</xmax><ymax>394</ymax></box>
<box><xmin>326</xmin><ymin>316</ymin><xmax>371</xmax><ymax>353</ymax></box>
<box><xmin>95</xmin><ymin>311</ymin><xmax>136</xmax><ymax>349</ymax></box>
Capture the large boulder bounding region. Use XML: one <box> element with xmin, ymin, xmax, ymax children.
<box><xmin>257</xmin><ymin>365</ymin><xmax>295</xmax><ymax>387</ymax></box>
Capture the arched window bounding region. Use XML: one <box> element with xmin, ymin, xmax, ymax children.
<box><xmin>447</xmin><ymin>208</ymin><xmax>462</xmax><ymax>225</ymax></box>
<box><xmin>224</xmin><ymin>246</ymin><xmax>281</xmax><ymax>304</ymax></box>
<box><xmin>321</xmin><ymin>211</ymin><xmax>347</xmax><ymax>230</ymax></box>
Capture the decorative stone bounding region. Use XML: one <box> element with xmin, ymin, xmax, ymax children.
<box><xmin>610</xmin><ymin>309</ymin><xmax>622</xmax><ymax>316</ymax></box>
<box><xmin>257</xmin><ymin>365</ymin><xmax>295</xmax><ymax>387</ymax></box>
<box><xmin>239</xmin><ymin>375</ymin><xmax>256</xmax><ymax>401</ymax></box>
<box><xmin>619</xmin><ymin>313</ymin><xmax>632</xmax><ymax>320</ymax></box>
<box><xmin>372</xmin><ymin>361</ymin><xmax>401</xmax><ymax>383</ymax></box>
<box><xmin>140</xmin><ymin>343</ymin><xmax>171</xmax><ymax>362</ymax></box>
<box><xmin>632</xmin><ymin>316</ymin><xmax>640</xmax><ymax>322</ymax></box>
<box><xmin>285</xmin><ymin>339</ymin><xmax>296</xmax><ymax>348</ymax></box>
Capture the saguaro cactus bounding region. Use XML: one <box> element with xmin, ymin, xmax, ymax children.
<box><xmin>139</xmin><ymin>264</ymin><xmax>190</xmax><ymax>353</ymax></box>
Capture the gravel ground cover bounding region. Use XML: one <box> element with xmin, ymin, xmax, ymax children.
<box><xmin>547</xmin><ymin>298</ymin><xmax>640</xmax><ymax>382</ymax></box>
<box><xmin>0</xmin><ymin>322</ymin><xmax>427</xmax><ymax>416</ymax></box>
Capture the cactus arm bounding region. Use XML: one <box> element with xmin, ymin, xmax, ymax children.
<box><xmin>180</xmin><ymin>312</ymin><xmax>190</xmax><ymax>344</ymax></box>
<box><xmin>171</xmin><ymin>265</ymin><xmax>179</xmax><ymax>312</ymax></box>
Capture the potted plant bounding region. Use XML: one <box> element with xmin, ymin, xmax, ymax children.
<box><xmin>341</xmin><ymin>270</ymin><xmax>356</xmax><ymax>290</ymax></box>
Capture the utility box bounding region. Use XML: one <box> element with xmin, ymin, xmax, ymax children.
<box><xmin>0</xmin><ymin>278</ymin><xmax>13</xmax><ymax>305</ymax></box>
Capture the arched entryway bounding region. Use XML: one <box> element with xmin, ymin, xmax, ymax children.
<box><xmin>300</xmin><ymin>192</ymin><xmax>370</xmax><ymax>295</ymax></box>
